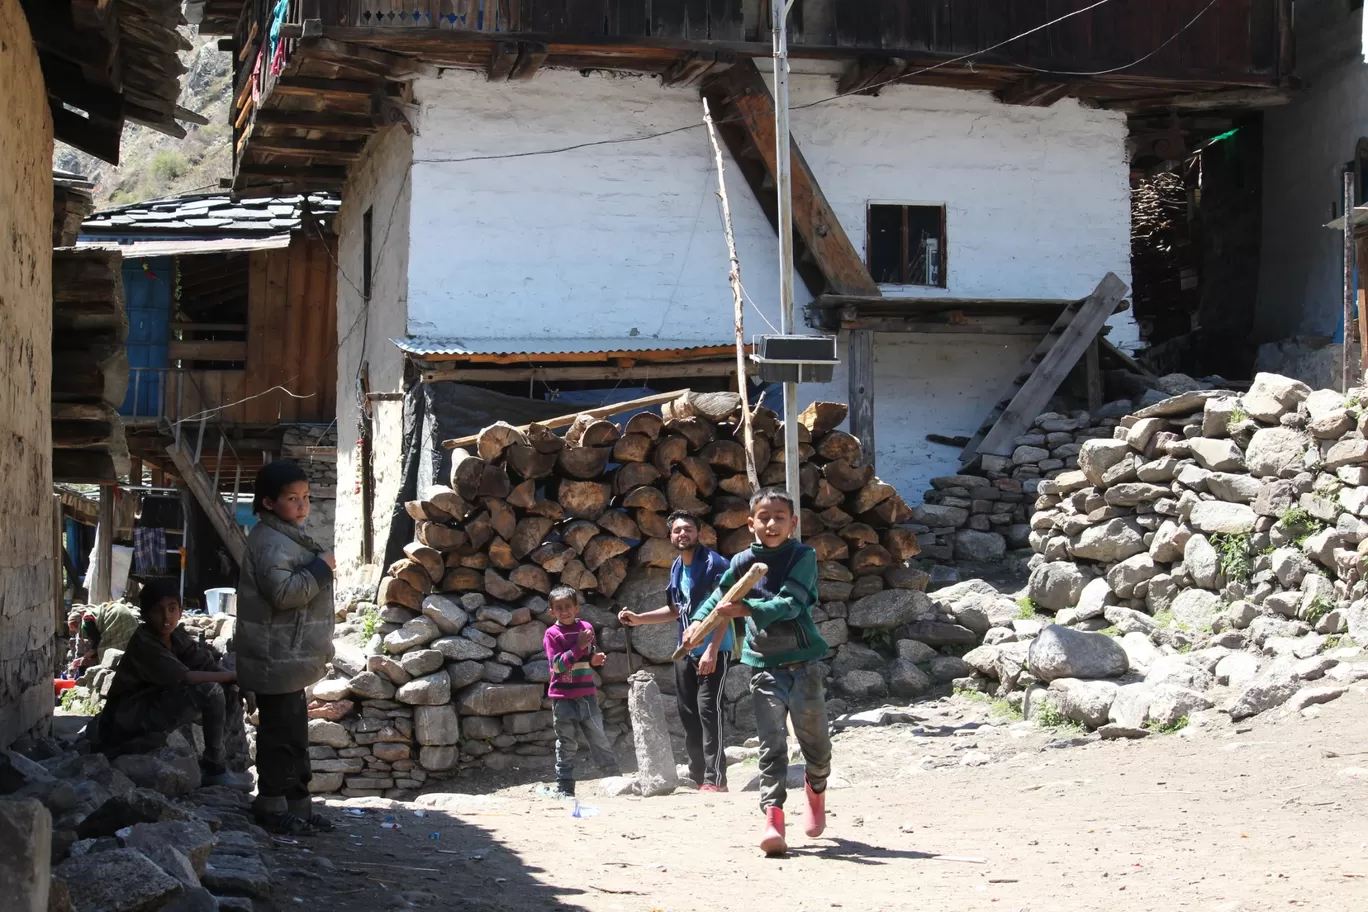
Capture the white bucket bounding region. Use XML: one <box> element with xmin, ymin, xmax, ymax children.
<box><xmin>204</xmin><ymin>588</ymin><xmax>237</xmax><ymax>616</ymax></box>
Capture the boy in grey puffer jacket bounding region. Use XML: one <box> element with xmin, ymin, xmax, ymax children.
<box><xmin>237</xmin><ymin>460</ymin><xmax>335</xmax><ymax>835</ymax></box>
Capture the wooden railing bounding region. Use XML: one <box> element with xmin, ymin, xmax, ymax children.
<box><xmin>123</xmin><ymin>368</ymin><xmax>331</xmax><ymax>427</ymax></box>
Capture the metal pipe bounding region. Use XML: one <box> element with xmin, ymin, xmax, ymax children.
<box><xmin>773</xmin><ymin>0</ymin><xmax>801</xmax><ymax>536</ymax></box>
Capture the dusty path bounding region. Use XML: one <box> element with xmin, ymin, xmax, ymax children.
<box><xmin>266</xmin><ymin>688</ymin><xmax>1368</xmax><ymax>912</ymax></box>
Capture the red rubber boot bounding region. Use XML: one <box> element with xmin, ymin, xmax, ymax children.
<box><xmin>804</xmin><ymin>779</ymin><xmax>826</xmax><ymax>838</ymax></box>
<box><xmin>760</xmin><ymin>807</ymin><xmax>787</xmax><ymax>856</ymax></box>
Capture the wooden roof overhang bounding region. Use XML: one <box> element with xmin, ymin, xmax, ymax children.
<box><xmin>222</xmin><ymin>0</ymin><xmax>1295</xmax><ymax>195</ymax></box>
<box><xmin>806</xmin><ymin>294</ymin><xmax>1081</xmax><ymax>336</ymax></box>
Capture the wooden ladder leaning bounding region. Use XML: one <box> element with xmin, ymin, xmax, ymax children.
<box><xmin>165</xmin><ymin>415</ymin><xmax>247</xmax><ymax>567</ymax></box>
<box><xmin>959</xmin><ymin>273</ymin><xmax>1130</xmax><ymax>465</ymax></box>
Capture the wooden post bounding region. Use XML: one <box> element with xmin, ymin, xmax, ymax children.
<box><xmin>1085</xmin><ymin>338</ymin><xmax>1104</xmax><ymax>412</ymax></box>
<box><xmin>91</xmin><ymin>485</ymin><xmax>115</xmax><ymax>603</ymax></box>
<box><xmin>53</xmin><ymin>493</ymin><xmax>65</xmax><ymax>637</ymax></box>
<box><xmin>129</xmin><ymin>456</ymin><xmax>142</xmax><ymax>486</ymax></box>
<box><xmin>1357</xmin><ymin>234</ymin><xmax>1368</xmax><ymax>381</ymax></box>
<box><xmin>703</xmin><ymin>97</ymin><xmax>760</xmax><ymax>491</ymax></box>
<box><xmin>1345</xmin><ymin>170</ymin><xmax>1357</xmax><ymax>393</ymax></box>
<box><xmin>212</xmin><ymin>435</ymin><xmax>226</xmax><ymax>495</ymax></box>
<box><xmin>848</xmin><ymin>330</ymin><xmax>876</xmax><ymax>469</ymax></box>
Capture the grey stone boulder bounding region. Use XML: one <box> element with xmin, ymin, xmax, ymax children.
<box><xmin>446</xmin><ymin>660</ymin><xmax>485</xmax><ymax>690</ymax></box>
<box><xmin>1145</xmin><ymin>655</ymin><xmax>1214</xmax><ymax>691</ymax></box>
<box><xmin>628</xmin><ymin>672</ymin><xmax>679</xmax><ymax>796</ymax></box>
<box><xmin>1286</xmin><ymin>685</ymin><xmax>1347</xmax><ymax>712</ymax></box>
<box><xmin>75</xmin><ymin>789</ymin><xmax>193</xmax><ymax>840</ymax></box>
<box><xmin>831</xmin><ymin>643</ymin><xmax>886</xmax><ymax>678</ymax></box>
<box><xmin>1048</xmin><ymin>679</ymin><xmax>1118</xmax><ymax>728</ymax></box>
<box><xmin>421</xmin><ymin>595</ymin><xmax>470</xmax><ymax>635</ymax></box>
<box><xmin>496</xmin><ymin>621</ymin><xmax>548</xmax><ymax>659</ymax></box>
<box><xmin>1170</xmin><ymin>589</ymin><xmax>1223</xmax><ymax>630</ymax></box>
<box><xmin>912</xmin><ymin>504</ymin><xmax>968</xmax><ymax>527</ymax></box>
<box><xmin>848</xmin><ymin>589</ymin><xmax>935</xmax><ymax>629</ymax></box>
<box><xmin>1205</xmin><ymin>473</ymin><xmax>1262</xmax><ymax>504</ymax></box>
<box><xmin>123</xmin><ymin>820</ymin><xmax>215</xmax><ymax>876</ymax></box>
<box><xmin>1188</xmin><ymin>438</ymin><xmax>1246</xmax><ymax>472</ymax></box>
<box><xmin>1108</xmin><ymin>683</ymin><xmax>1154</xmax><ymax>729</ymax></box>
<box><xmin>54</xmin><ymin>849</ymin><xmax>183</xmax><ymax>912</ymax></box>
<box><xmin>1105</xmin><ymin>554</ymin><xmax>1157</xmax><ymax>599</ymax></box>
<box><xmin>889</xmin><ymin>660</ymin><xmax>932</xmax><ymax>697</ymax></box>
<box><xmin>310</xmin><ymin>677</ymin><xmax>351</xmax><ymax>702</ymax></box>
<box><xmin>1246</xmin><ymin>428</ymin><xmax>1308</xmax><ymax>478</ymax></box>
<box><xmin>1324</xmin><ymin>437</ymin><xmax>1368</xmax><ymax>470</ymax></box>
<box><xmin>456</xmin><ymin>683</ymin><xmax>544</xmax><ymax>716</ymax></box>
<box><xmin>200</xmin><ymin>851</ymin><xmax>271</xmax><ymax>898</ymax></box>
<box><xmin>367</xmin><ymin>654</ymin><xmax>410</xmax><ymax>686</ymax></box>
<box><xmin>1070</xmin><ymin>519</ymin><xmax>1146</xmax><ymax>562</ymax></box>
<box><xmin>1074</xmin><ymin>577</ymin><xmax>1114</xmax><ymax>620</ymax></box>
<box><xmin>383</xmin><ymin>616</ymin><xmax>442</xmax><ymax>654</ymax></box>
<box><xmin>1148</xmin><ymin>685</ymin><xmax>1212</xmax><ymax>728</ymax></box>
<box><xmin>398</xmin><ymin>649</ymin><xmax>444</xmax><ymax>677</ymax></box>
<box><xmin>432</xmin><ymin>636</ymin><xmax>494</xmax><ymax>662</ymax></box>
<box><xmin>1027</xmin><ymin>561</ymin><xmax>1085</xmax><ymax>612</ymax></box>
<box><xmin>413</xmin><ymin>704</ymin><xmax>460</xmax><ymax>745</ymax></box>
<box><xmin>1078</xmin><ymin>439</ymin><xmax>1132</xmax><ymax>486</ymax></box>
<box><xmin>954</xmin><ymin>529</ymin><xmax>1007</xmax><ymax>562</ymax></box>
<box><xmin>1242</xmin><ymin>373</ymin><xmax>1311</xmax><ymax>422</ymax></box>
<box><xmin>396</xmin><ymin>672</ymin><xmax>452</xmax><ymax>706</ymax></box>
<box><xmin>1104</xmin><ymin>606</ymin><xmax>1158</xmax><ymax>636</ymax></box>
<box><xmin>347</xmin><ymin>670</ymin><xmax>396</xmax><ymax>701</ymax></box>
<box><xmin>1027</xmin><ymin>625</ymin><xmax>1129</xmax><ymax>681</ymax></box>
<box><xmin>1104</xmin><ymin>483</ymin><xmax>1169</xmax><ymax>507</ymax></box>
<box><xmin>961</xmin><ymin>645</ymin><xmax>1000</xmax><ymax>677</ymax></box>
<box><xmin>0</xmin><ymin>798</ymin><xmax>50</xmax><ymax>912</ymax></box>
<box><xmin>1203</xmin><ymin>396</ymin><xmax>1239</xmax><ymax>437</ymax></box>
<box><xmin>1149</xmin><ymin>520</ymin><xmax>1192</xmax><ymax>563</ymax></box>
<box><xmin>1119</xmin><ymin>632</ymin><xmax>1160</xmax><ymax>673</ymax></box>
<box><xmin>929</xmin><ymin>656</ymin><xmax>971</xmax><ymax>683</ymax></box>
<box><xmin>1226</xmin><ymin>668</ymin><xmax>1301</xmax><ymax>720</ymax></box>
<box><xmin>1189</xmin><ymin>502</ymin><xmax>1256</xmax><ymax>534</ymax></box>
<box><xmin>1214</xmin><ymin>652</ymin><xmax>1261</xmax><ymax>688</ymax></box>
<box><xmin>836</xmin><ymin>670</ymin><xmax>889</xmax><ymax>700</ymax></box>
<box><xmin>901</xmin><ymin>621</ymin><xmax>978</xmax><ymax>647</ymax></box>
<box><xmin>1184</xmin><ymin>535</ymin><xmax>1220</xmax><ymax>589</ymax></box>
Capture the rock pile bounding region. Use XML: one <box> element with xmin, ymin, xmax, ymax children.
<box><xmin>1</xmin><ymin>730</ymin><xmax>276</xmax><ymax>912</ymax></box>
<box><xmin>304</xmin><ymin>394</ymin><xmax>1010</xmax><ymax>794</ymax></box>
<box><xmin>952</xmin><ymin>374</ymin><xmax>1368</xmax><ymax>732</ymax></box>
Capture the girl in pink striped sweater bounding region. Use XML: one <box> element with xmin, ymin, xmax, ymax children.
<box><xmin>543</xmin><ymin>586</ymin><xmax>619</xmax><ymax>798</ymax></box>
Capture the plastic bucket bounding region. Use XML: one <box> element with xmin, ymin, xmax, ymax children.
<box><xmin>204</xmin><ymin>588</ymin><xmax>237</xmax><ymax>616</ymax></box>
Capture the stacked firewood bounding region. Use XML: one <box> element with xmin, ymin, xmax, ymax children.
<box><xmin>377</xmin><ymin>393</ymin><xmax>921</xmax><ymax>613</ymax></box>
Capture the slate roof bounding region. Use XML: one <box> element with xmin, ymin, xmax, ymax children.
<box><xmin>82</xmin><ymin>192</ymin><xmax>341</xmax><ymax>238</ymax></box>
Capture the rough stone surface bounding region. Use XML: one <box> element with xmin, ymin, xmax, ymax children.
<box><xmin>1049</xmin><ymin>679</ymin><xmax>1118</xmax><ymax>728</ymax></box>
<box><xmin>496</xmin><ymin>621</ymin><xmax>548</xmax><ymax>659</ymax></box>
<box><xmin>889</xmin><ymin>660</ymin><xmax>932</xmax><ymax>697</ymax></box>
<box><xmin>1170</xmin><ymin>589</ymin><xmax>1223</xmax><ymax>630</ymax></box>
<box><xmin>1188</xmin><ymin>438</ymin><xmax>1246</xmax><ymax>472</ymax></box>
<box><xmin>1027</xmin><ymin>625</ymin><xmax>1129</xmax><ymax>681</ymax></box>
<box><xmin>1245</xmin><ymin>428</ymin><xmax>1308</xmax><ymax>478</ymax></box>
<box><xmin>396</xmin><ymin>672</ymin><xmax>452</xmax><ymax>706</ymax></box>
<box><xmin>1188</xmin><ymin>502</ymin><xmax>1257</xmax><ymax>534</ymax></box>
<box><xmin>421</xmin><ymin>595</ymin><xmax>470</xmax><ymax>635</ymax></box>
<box><xmin>456</xmin><ymin>683</ymin><xmax>544</xmax><ymax>716</ymax></box>
<box><xmin>628</xmin><ymin>672</ymin><xmax>678</xmax><ymax>796</ymax></box>
<box><xmin>0</xmin><ymin>798</ymin><xmax>50</xmax><ymax>912</ymax></box>
<box><xmin>1027</xmin><ymin>562</ymin><xmax>1085</xmax><ymax>612</ymax></box>
<box><xmin>1215</xmin><ymin>652</ymin><xmax>1261</xmax><ymax>688</ymax></box>
<box><xmin>1227</xmin><ymin>670</ymin><xmax>1301</xmax><ymax>720</ymax></box>
<box><xmin>1078</xmin><ymin>439</ymin><xmax>1132</xmax><ymax>486</ymax></box>
<box><xmin>433</xmin><ymin>636</ymin><xmax>495</xmax><ymax>662</ymax></box>
<box><xmin>953</xmin><ymin>529</ymin><xmax>1007</xmax><ymax>562</ymax></box>
<box><xmin>1184</xmin><ymin>535</ymin><xmax>1220</xmax><ymax>589</ymax></box>
<box><xmin>1070</xmin><ymin>519</ymin><xmax>1146</xmax><ymax>562</ymax></box>
<box><xmin>1108</xmin><ymin>683</ymin><xmax>1154</xmax><ymax>729</ymax></box>
<box><xmin>54</xmin><ymin>849</ymin><xmax>184</xmax><ymax>912</ymax></box>
<box><xmin>1106</xmin><ymin>554</ymin><xmax>1158</xmax><ymax>599</ymax></box>
<box><xmin>1148</xmin><ymin>685</ymin><xmax>1212</xmax><ymax>727</ymax></box>
<box><xmin>347</xmin><ymin>671</ymin><xmax>396</xmax><ymax>701</ymax></box>
<box><xmin>847</xmin><ymin>589</ymin><xmax>935</xmax><ymax>629</ymax></box>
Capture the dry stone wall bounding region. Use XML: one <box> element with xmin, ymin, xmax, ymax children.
<box><xmin>952</xmin><ymin>374</ymin><xmax>1368</xmax><ymax>733</ymax></box>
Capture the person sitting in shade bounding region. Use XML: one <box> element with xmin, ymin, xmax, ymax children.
<box><xmin>70</xmin><ymin>598</ymin><xmax>141</xmax><ymax>674</ymax></box>
<box><xmin>96</xmin><ymin>579</ymin><xmax>253</xmax><ymax>790</ymax></box>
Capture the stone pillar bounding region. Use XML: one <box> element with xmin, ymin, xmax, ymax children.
<box><xmin>627</xmin><ymin>670</ymin><xmax>678</xmax><ymax>796</ymax></box>
<box><xmin>0</xmin><ymin>798</ymin><xmax>52</xmax><ymax>912</ymax></box>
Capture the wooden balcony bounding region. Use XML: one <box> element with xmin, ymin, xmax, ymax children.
<box><xmin>225</xmin><ymin>0</ymin><xmax>1293</xmax><ymax>192</ymax></box>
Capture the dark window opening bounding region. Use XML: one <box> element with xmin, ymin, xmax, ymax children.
<box><xmin>174</xmin><ymin>252</ymin><xmax>249</xmax><ymax>370</ymax></box>
<box><xmin>362</xmin><ymin>206</ymin><xmax>374</xmax><ymax>300</ymax></box>
<box><xmin>1355</xmin><ymin>138</ymin><xmax>1368</xmax><ymax>205</ymax></box>
<box><xmin>867</xmin><ymin>203</ymin><xmax>947</xmax><ymax>287</ymax></box>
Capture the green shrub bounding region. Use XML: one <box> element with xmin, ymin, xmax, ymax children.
<box><xmin>358</xmin><ymin>604</ymin><xmax>381</xmax><ymax>641</ymax></box>
<box><xmin>1278</xmin><ymin>506</ymin><xmax>1326</xmax><ymax>546</ymax></box>
<box><xmin>1034</xmin><ymin>702</ymin><xmax>1085</xmax><ymax>733</ymax></box>
<box><xmin>953</xmin><ymin>685</ymin><xmax>991</xmax><ymax>703</ymax></box>
<box><xmin>1304</xmin><ymin>595</ymin><xmax>1334</xmax><ymax>626</ymax></box>
<box><xmin>991</xmin><ymin>699</ymin><xmax>1023</xmax><ymax>721</ymax></box>
<box><xmin>150</xmin><ymin>150</ymin><xmax>189</xmax><ymax>183</ymax></box>
<box><xmin>1016</xmin><ymin>597</ymin><xmax>1039</xmax><ymax>619</ymax></box>
<box><xmin>1210</xmin><ymin>532</ymin><xmax>1254</xmax><ymax>583</ymax></box>
<box><xmin>1229</xmin><ymin>405</ymin><xmax>1249</xmax><ymax>423</ymax></box>
<box><xmin>1145</xmin><ymin>715</ymin><xmax>1189</xmax><ymax>734</ymax></box>
<box><xmin>59</xmin><ymin>686</ymin><xmax>100</xmax><ymax>716</ymax></box>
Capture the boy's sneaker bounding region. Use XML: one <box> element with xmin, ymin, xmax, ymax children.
<box><xmin>554</xmin><ymin>779</ymin><xmax>576</xmax><ymax>799</ymax></box>
<box><xmin>699</xmin><ymin>784</ymin><xmax>729</xmax><ymax>793</ymax></box>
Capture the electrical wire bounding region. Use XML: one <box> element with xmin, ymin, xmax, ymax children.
<box><xmin>1003</xmin><ymin>0</ymin><xmax>1220</xmax><ymax>78</ymax></box>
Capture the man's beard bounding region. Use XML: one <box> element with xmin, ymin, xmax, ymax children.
<box><xmin>673</xmin><ymin>539</ymin><xmax>695</xmax><ymax>552</ymax></box>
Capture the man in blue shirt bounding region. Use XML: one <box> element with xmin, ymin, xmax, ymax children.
<box><xmin>619</xmin><ymin>511</ymin><xmax>734</xmax><ymax>791</ymax></box>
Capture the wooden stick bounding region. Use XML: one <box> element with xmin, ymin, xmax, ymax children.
<box><xmin>672</xmin><ymin>562</ymin><xmax>767</xmax><ymax>660</ymax></box>
<box><xmin>704</xmin><ymin>97</ymin><xmax>759</xmax><ymax>491</ymax></box>
<box><xmin>441</xmin><ymin>390</ymin><xmax>689</xmax><ymax>450</ymax></box>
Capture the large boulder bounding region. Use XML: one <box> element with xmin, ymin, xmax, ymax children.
<box><xmin>1108</xmin><ymin>682</ymin><xmax>1154</xmax><ymax>728</ymax></box>
<box><xmin>421</xmin><ymin>595</ymin><xmax>470</xmax><ymax>635</ymax></box>
<box><xmin>414</xmin><ymin>704</ymin><xmax>460</xmax><ymax>745</ymax></box>
<box><xmin>831</xmin><ymin>644</ymin><xmax>886</xmax><ymax>678</ymax></box>
<box><xmin>1105</xmin><ymin>554</ymin><xmax>1157</xmax><ymax>599</ymax></box>
<box><xmin>848</xmin><ymin>589</ymin><xmax>935</xmax><ymax>629</ymax></box>
<box><xmin>456</xmin><ymin>683</ymin><xmax>544</xmax><ymax>716</ymax></box>
<box><xmin>1226</xmin><ymin>668</ymin><xmax>1300</xmax><ymax>720</ymax></box>
<box><xmin>1170</xmin><ymin>589</ymin><xmax>1223</xmax><ymax>630</ymax></box>
<box><xmin>1148</xmin><ymin>685</ymin><xmax>1212</xmax><ymax>728</ymax></box>
<box><xmin>1027</xmin><ymin>625</ymin><xmax>1129</xmax><ymax>681</ymax></box>
<box><xmin>1184</xmin><ymin>535</ymin><xmax>1220</xmax><ymax>589</ymax></box>
<box><xmin>1187</xmin><ymin>438</ymin><xmax>1246</xmax><ymax>472</ymax></box>
<box><xmin>1048</xmin><ymin>679</ymin><xmax>1119</xmax><ymax>728</ymax></box>
<box><xmin>889</xmin><ymin>659</ymin><xmax>932</xmax><ymax>697</ymax></box>
<box><xmin>1189</xmin><ymin>502</ymin><xmax>1256</xmax><ymax>535</ymax></box>
<box><xmin>1027</xmin><ymin>561</ymin><xmax>1085</xmax><ymax>611</ymax></box>
<box><xmin>1205</xmin><ymin>473</ymin><xmax>1262</xmax><ymax>504</ymax></box>
<box><xmin>395</xmin><ymin>672</ymin><xmax>452</xmax><ymax>706</ymax></box>
<box><xmin>496</xmin><ymin>621</ymin><xmax>548</xmax><ymax>659</ymax></box>
<box><xmin>383</xmin><ymin>616</ymin><xmax>442</xmax><ymax>654</ymax></box>
<box><xmin>1074</xmin><ymin>577</ymin><xmax>1114</xmax><ymax>620</ymax></box>
<box><xmin>625</xmin><ymin>621</ymin><xmax>682</xmax><ymax>664</ymax></box>
<box><xmin>1245</xmin><ymin>428</ymin><xmax>1307</xmax><ymax>478</ymax></box>
<box><xmin>1241</xmin><ymin>373</ymin><xmax>1311</xmax><ymax>423</ymax></box>
<box><xmin>432</xmin><ymin>636</ymin><xmax>495</xmax><ymax>662</ymax></box>
<box><xmin>1078</xmin><ymin>439</ymin><xmax>1132</xmax><ymax>486</ymax></box>
<box><xmin>1070</xmin><ymin>519</ymin><xmax>1145</xmax><ymax>562</ymax></box>
<box><xmin>0</xmin><ymin>798</ymin><xmax>50</xmax><ymax>912</ymax></box>
<box><xmin>953</xmin><ymin>529</ymin><xmax>1006</xmax><ymax>562</ymax></box>
<box><xmin>53</xmin><ymin>849</ymin><xmax>183</xmax><ymax>912</ymax></box>
<box><xmin>347</xmin><ymin>670</ymin><xmax>396</xmax><ymax>701</ymax></box>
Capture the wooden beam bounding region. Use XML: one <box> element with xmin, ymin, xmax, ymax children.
<box><xmin>994</xmin><ymin>76</ymin><xmax>1074</xmax><ymax>107</ymax></box>
<box><xmin>837</xmin><ymin>318</ymin><xmax>1054</xmax><ymax>335</ymax></box>
<box><xmin>254</xmin><ymin>109</ymin><xmax>378</xmax><ymax>134</ymax></box>
<box><xmin>847</xmin><ymin>330</ymin><xmax>875</xmax><ymax>470</ymax></box>
<box><xmin>49</xmin><ymin>103</ymin><xmax>121</xmax><ymax>165</ymax></box>
<box><xmin>836</xmin><ymin>57</ymin><xmax>906</xmax><ymax>97</ymax></box>
<box><xmin>248</xmin><ymin>136</ymin><xmax>366</xmax><ymax>159</ymax></box>
<box><xmin>272</xmin><ymin>76</ymin><xmax>387</xmax><ymax>98</ymax></box>
<box><xmin>509</xmin><ymin>42</ymin><xmax>548</xmax><ymax>81</ymax></box>
<box><xmin>168</xmin><ymin>340</ymin><xmax>249</xmax><ymax>362</ymax></box>
<box><xmin>1098</xmin><ymin>337</ymin><xmax>1158</xmax><ymax>382</ymax></box>
<box><xmin>238</xmin><ymin>163</ymin><xmax>349</xmax><ymax>183</ymax></box>
<box><xmin>972</xmin><ymin>274</ymin><xmax>1129</xmax><ymax>459</ymax></box>
<box><xmin>166</xmin><ymin>441</ymin><xmax>247</xmax><ymax>566</ymax></box>
<box><xmin>1084</xmin><ymin>339</ymin><xmax>1103</xmax><ymax>412</ymax></box>
<box><xmin>1102</xmin><ymin>88</ymin><xmax>1294</xmax><ymax>114</ymax></box>
<box><xmin>422</xmin><ymin>361</ymin><xmax>748</xmax><ymax>383</ymax></box>
<box><xmin>303</xmin><ymin>37</ymin><xmax>438</xmax><ymax>81</ymax></box>
<box><xmin>704</xmin><ymin>60</ymin><xmax>880</xmax><ymax>297</ymax></box>
<box><xmin>487</xmin><ymin>41</ymin><xmax>518</xmax><ymax>82</ymax></box>
<box><xmin>442</xmin><ymin>389</ymin><xmax>690</xmax><ymax>449</ymax></box>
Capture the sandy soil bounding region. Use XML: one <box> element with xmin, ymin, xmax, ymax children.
<box><xmin>263</xmin><ymin>687</ymin><xmax>1368</xmax><ymax>912</ymax></box>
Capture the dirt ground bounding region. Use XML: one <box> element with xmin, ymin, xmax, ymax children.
<box><xmin>263</xmin><ymin>687</ymin><xmax>1368</xmax><ymax>912</ymax></box>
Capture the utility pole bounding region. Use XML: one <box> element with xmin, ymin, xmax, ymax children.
<box><xmin>772</xmin><ymin>0</ymin><xmax>801</xmax><ymax>536</ymax></box>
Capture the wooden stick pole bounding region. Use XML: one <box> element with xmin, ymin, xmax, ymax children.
<box><xmin>704</xmin><ymin>97</ymin><xmax>760</xmax><ymax>491</ymax></box>
<box><xmin>1345</xmin><ymin>169</ymin><xmax>1357</xmax><ymax>393</ymax></box>
<box><xmin>441</xmin><ymin>389</ymin><xmax>688</xmax><ymax>450</ymax></box>
<box><xmin>672</xmin><ymin>562</ymin><xmax>768</xmax><ymax>660</ymax></box>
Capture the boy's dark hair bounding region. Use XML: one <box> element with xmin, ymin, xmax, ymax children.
<box><xmin>548</xmin><ymin>586</ymin><xmax>579</xmax><ymax>606</ymax></box>
<box><xmin>666</xmin><ymin>510</ymin><xmax>699</xmax><ymax>531</ymax></box>
<box><xmin>138</xmin><ymin>578</ymin><xmax>181</xmax><ymax>614</ymax></box>
<box><xmin>253</xmin><ymin>459</ymin><xmax>309</xmax><ymax>515</ymax></box>
<box><xmin>749</xmin><ymin>487</ymin><xmax>796</xmax><ymax>515</ymax></box>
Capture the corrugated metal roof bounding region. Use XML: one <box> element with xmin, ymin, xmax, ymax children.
<box><xmin>392</xmin><ymin>337</ymin><xmax>735</xmax><ymax>357</ymax></box>
<box><xmin>77</xmin><ymin>235</ymin><xmax>293</xmax><ymax>257</ymax></box>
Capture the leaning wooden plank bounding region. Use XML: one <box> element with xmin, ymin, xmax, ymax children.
<box><xmin>672</xmin><ymin>562</ymin><xmax>768</xmax><ymax>661</ymax></box>
<box><xmin>166</xmin><ymin>441</ymin><xmax>247</xmax><ymax>566</ymax></box>
<box><xmin>972</xmin><ymin>273</ymin><xmax>1129</xmax><ymax>459</ymax></box>
<box><xmin>440</xmin><ymin>390</ymin><xmax>689</xmax><ymax>450</ymax></box>
<box><xmin>1098</xmin><ymin>336</ymin><xmax>1159</xmax><ymax>383</ymax></box>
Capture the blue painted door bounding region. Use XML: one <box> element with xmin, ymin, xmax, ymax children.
<box><xmin>119</xmin><ymin>257</ymin><xmax>172</xmax><ymax>417</ymax></box>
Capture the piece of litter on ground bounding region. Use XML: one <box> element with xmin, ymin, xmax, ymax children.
<box><xmin>292</xmin><ymin>899</ymin><xmax>304</xmax><ymax>904</ymax></box>
<box><xmin>571</xmin><ymin>801</ymin><xmax>600</xmax><ymax>818</ymax></box>
<box><xmin>271</xmin><ymin>837</ymin><xmax>300</xmax><ymax>846</ymax></box>
<box><xmin>381</xmin><ymin>822</ymin><xmax>402</xmax><ymax>829</ymax></box>
<box><xmin>413</xmin><ymin>810</ymin><xmax>426</xmax><ymax>817</ymax></box>
<box><xmin>988</xmin><ymin>879</ymin><xmax>1018</xmax><ymax>884</ymax></box>
<box><xmin>429</xmin><ymin>832</ymin><xmax>441</xmax><ymax>839</ymax></box>
<box><xmin>344</xmin><ymin>809</ymin><xmax>366</xmax><ymax>816</ymax></box>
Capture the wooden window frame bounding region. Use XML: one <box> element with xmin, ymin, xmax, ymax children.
<box><xmin>865</xmin><ymin>201</ymin><xmax>948</xmax><ymax>288</ymax></box>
